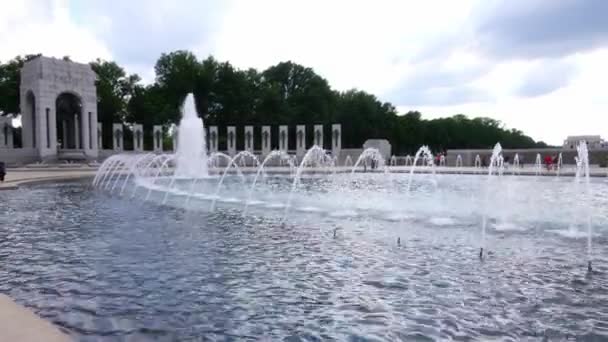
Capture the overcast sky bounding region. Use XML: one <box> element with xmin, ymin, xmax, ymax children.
<box><xmin>1</xmin><ymin>0</ymin><xmax>607</xmax><ymax>145</ymax></box>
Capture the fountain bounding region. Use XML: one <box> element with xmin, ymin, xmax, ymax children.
<box><xmin>407</xmin><ymin>146</ymin><xmax>434</xmax><ymax>194</ymax></box>
<box><xmin>480</xmin><ymin>143</ymin><xmax>502</xmax><ymax>259</ymax></box>
<box><xmin>574</xmin><ymin>142</ymin><xmax>593</xmax><ymax>271</ymax></box>
<box><xmin>93</xmin><ymin>120</ymin><xmax>603</xmax><ymax>274</ymax></box>
<box><xmin>474</xmin><ymin>154</ymin><xmax>482</xmax><ymax>168</ymax></box>
<box><xmin>174</xmin><ymin>94</ymin><xmax>208</xmax><ymax>178</ymax></box>
<box><xmin>455</xmin><ymin>155</ymin><xmax>463</xmax><ymax>168</ymax></box>
<box><xmin>344</xmin><ymin>155</ymin><xmax>353</xmax><ymax>168</ymax></box>
<box><xmin>404</xmin><ymin>155</ymin><xmax>413</xmax><ymax>166</ymax></box>
<box><xmin>439</xmin><ymin>155</ymin><xmax>446</xmax><ymax>167</ymax></box>
<box><xmin>535</xmin><ymin>153</ymin><xmax>542</xmax><ymax>176</ymax></box>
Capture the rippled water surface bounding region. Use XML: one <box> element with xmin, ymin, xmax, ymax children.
<box><xmin>1</xmin><ymin>177</ymin><xmax>608</xmax><ymax>341</ymax></box>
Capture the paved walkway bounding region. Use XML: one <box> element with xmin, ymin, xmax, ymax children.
<box><xmin>0</xmin><ymin>295</ymin><xmax>70</xmax><ymax>341</ymax></box>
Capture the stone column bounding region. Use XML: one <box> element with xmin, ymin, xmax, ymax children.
<box><xmin>97</xmin><ymin>122</ymin><xmax>103</xmax><ymax>150</ymax></box>
<box><xmin>332</xmin><ymin>124</ymin><xmax>341</xmax><ymax>158</ymax></box>
<box><xmin>262</xmin><ymin>126</ymin><xmax>271</xmax><ymax>155</ymax></box>
<box><xmin>112</xmin><ymin>123</ymin><xmax>123</xmax><ymax>151</ymax></box>
<box><xmin>132</xmin><ymin>124</ymin><xmax>143</xmax><ymax>152</ymax></box>
<box><xmin>314</xmin><ymin>124</ymin><xmax>323</xmax><ymax>148</ymax></box>
<box><xmin>227</xmin><ymin>126</ymin><xmax>236</xmax><ymax>156</ymax></box>
<box><xmin>279</xmin><ymin>125</ymin><xmax>288</xmax><ymax>152</ymax></box>
<box><xmin>244</xmin><ymin>125</ymin><xmax>254</xmax><ymax>153</ymax></box>
<box><xmin>74</xmin><ymin>114</ymin><xmax>81</xmax><ymax>149</ymax></box>
<box><xmin>153</xmin><ymin>125</ymin><xmax>163</xmax><ymax>153</ymax></box>
<box><xmin>81</xmin><ymin>109</ymin><xmax>90</xmax><ymax>151</ymax></box>
<box><xmin>5</xmin><ymin>124</ymin><xmax>13</xmax><ymax>148</ymax></box>
<box><xmin>209</xmin><ymin>126</ymin><xmax>218</xmax><ymax>152</ymax></box>
<box><xmin>0</xmin><ymin>121</ymin><xmax>5</xmax><ymax>148</ymax></box>
<box><xmin>0</xmin><ymin>117</ymin><xmax>12</xmax><ymax>148</ymax></box>
<box><xmin>296</xmin><ymin>125</ymin><xmax>306</xmax><ymax>157</ymax></box>
<box><xmin>62</xmin><ymin>120</ymin><xmax>68</xmax><ymax>149</ymax></box>
<box><xmin>84</xmin><ymin>97</ymin><xmax>99</xmax><ymax>159</ymax></box>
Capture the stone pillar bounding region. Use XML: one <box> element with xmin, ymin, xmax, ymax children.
<box><xmin>332</xmin><ymin>124</ymin><xmax>341</xmax><ymax>157</ymax></box>
<box><xmin>4</xmin><ymin>123</ymin><xmax>13</xmax><ymax>148</ymax></box>
<box><xmin>132</xmin><ymin>124</ymin><xmax>143</xmax><ymax>152</ymax></box>
<box><xmin>112</xmin><ymin>123</ymin><xmax>123</xmax><ymax>151</ymax></box>
<box><xmin>209</xmin><ymin>126</ymin><xmax>218</xmax><ymax>152</ymax></box>
<box><xmin>83</xmin><ymin>97</ymin><xmax>99</xmax><ymax>159</ymax></box>
<box><xmin>262</xmin><ymin>126</ymin><xmax>271</xmax><ymax>155</ymax></box>
<box><xmin>0</xmin><ymin>120</ymin><xmax>5</xmax><ymax>148</ymax></box>
<box><xmin>172</xmin><ymin>128</ymin><xmax>178</xmax><ymax>152</ymax></box>
<box><xmin>0</xmin><ymin>117</ymin><xmax>12</xmax><ymax>148</ymax></box>
<box><xmin>61</xmin><ymin>120</ymin><xmax>68</xmax><ymax>148</ymax></box>
<box><xmin>227</xmin><ymin>126</ymin><xmax>236</xmax><ymax>156</ymax></box>
<box><xmin>80</xmin><ymin>109</ymin><xmax>91</xmax><ymax>153</ymax></box>
<box><xmin>244</xmin><ymin>125</ymin><xmax>254</xmax><ymax>153</ymax></box>
<box><xmin>74</xmin><ymin>114</ymin><xmax>80</xmax><ymax>149</ymax></box>
<box><xmin>279</xmin><ymin>125</ymin><xmax>288</xmax><ymax>152</ymax></box>
<box><xmin>314</xmin><ymin>124</ymin><xmax>323</xmax><ymax>148</ymax></box>
<box><xmin>296</xmin><ymin>125</ymin><xmax>306</xmax><ymax>157</ymax></box>
<box><xmin>153</xmin><ymin>125</ymin><xmax>163</xmax><ymax>153</ymax></box>
<box><xmin>81</xmin><ymin>109</ymin><xmax>90</xmax><ymax>152</ymax></box>
<box><xmin>97</xmin><ymin>122</ymin><xmax>103</xmax><ymax>150</ymax></box>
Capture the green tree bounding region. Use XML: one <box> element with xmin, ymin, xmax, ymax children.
<box><xmin>90</xmin><ymin>59</ymin><xmax>141</xmax><ymax>148</ymax></box>
<box><xmin>0</xmin><ymin>54</ymin><xmax>41</xmax><ymax>116</ymax></box>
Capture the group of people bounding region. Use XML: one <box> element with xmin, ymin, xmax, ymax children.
<box><xmin>543</xmin><ymin>154</ymin><xmax>561</xmax><ymax>171</ymax></box>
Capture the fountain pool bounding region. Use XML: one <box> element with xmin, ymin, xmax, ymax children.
<box><xmin>2</xmin><ymin>94</ymin><xmax>607</xmax><ymax>340</ymax></box>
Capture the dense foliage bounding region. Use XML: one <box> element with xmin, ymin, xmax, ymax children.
<box><xmin>0</xmin><ymin>51</ymin><xmax>547</xmax><ymax>153</ymax></box>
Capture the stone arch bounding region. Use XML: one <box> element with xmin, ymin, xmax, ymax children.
<box><xmin>24</xmin><ymin>90</ymin><xmax>36</xmax><ymax>148</ymax></box>
<box><xmin>55</xmin><ymin>92</ymin><xmax>83</xmax><ymax>149</ymax></box>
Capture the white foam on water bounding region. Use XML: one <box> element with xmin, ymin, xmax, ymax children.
<box><xmin>429</xmin><ymin>217</ymin><xmax>455</xmax><ymax>226</ymax></box>
<box><xmin>493</xmin><ymin>222</ymin><xmax>528</xmax><ymax>231</ymax></box>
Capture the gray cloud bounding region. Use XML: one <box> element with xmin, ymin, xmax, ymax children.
<box><xmin>385</xmin><ymin>63</ymin><xmax>492</xmax><ymax>106</ymax></box>
<box><xmin>515</xmin><ymin>59</ymin><xmax>578</xmax><ymax>97</ymax></box>
<box><xmin>391</xmin><ymin>85</ymin><xmax>490</xmax><ymax>107</ymax></box>
<box><xmin>474</xmin><ymin>0</ymin><xmax>608</xmax><ymax>59</ymax></box>
<box><xmin>72</xmin><ymin>1</ymin><xmax>232</xmax><ymax>67</ymax></box>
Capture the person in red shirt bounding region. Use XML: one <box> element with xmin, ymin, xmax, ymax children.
<box><xmin>544</xmin><ymin>155</ymin><xmax>553</xmax><ymax>171</ymax></box>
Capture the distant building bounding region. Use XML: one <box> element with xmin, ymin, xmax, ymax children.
<box><xmin>563</xmin><ymin>135</ymin><xmax>606</xmax><ymax>149</ymax></box>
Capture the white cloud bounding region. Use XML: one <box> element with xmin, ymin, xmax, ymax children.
<box><xmin>0</xmin><ymin>0</ymin><xmax>111</xmax><ymax>63</ymax></box>
<box><xmin>213</xmin><ymin>0</ymin><xmax>478</xmax><ymax>95</ymax></box>
<box><xmin>1</xmin><ymin>0</ymin><xmax>607</xmax><ymax>145</ymax></box>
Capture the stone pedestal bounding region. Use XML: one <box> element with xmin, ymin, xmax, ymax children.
<box><xmin>279</xmin><ymin>125</ymin><xmax>288</xmax><ymax>152</ymax></box>
<box><xmin>208</xmin><ymin>126</ymin><xmax>218</xmax><ymax>152</ymax></box>
<box><xmin>112</xmin><ymin>123</ymin><xmax>123</xmax><ymax>151</ymax></box>
<box><xmin>133</xmin><ymin>124</ymin><xmax>143</xmax><ymax>152</ymax></box>
<box><xmin>262</xmin><ymin>126</ymin><xmax>271</xmax><ymax>155</ymax></box>
<box><xmin>227</xmin><ymin>126</ymin><xmax>236</xmax><ymax>156</ymax></box>
<box><xmin>296</xmin><ymin>125</ymin><xmax>306</xmax><ymax>157</ymax></box>
<box><xmin>0</xmin><ymin>118</ymin><xmax>13</xmax><ymax>148</ymax></box>
<box><xmin>314</xmin><ymin>124</ymin><xmax>323</xmax><ymax>148</ymax></box>
<box><xmin>153</xmin><ymin>125</ymin><xmax>163</xmax><ymax>153</ymax></box>
<box><xmin>244</xmin><ymin>125</ymin><xmax>254</xmax><ymax>152</ymax></box>
<box><xmin>332</xmin><ymin>124</ymin><xmax>341</xmax><ymax>157</ymax></box>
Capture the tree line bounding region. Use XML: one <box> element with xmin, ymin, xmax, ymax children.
<box><xmin>0</xmin><ymin>51</ymin><xmax>548</xmax><ymax>153</ymax></box>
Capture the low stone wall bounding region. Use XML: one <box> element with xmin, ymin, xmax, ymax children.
<box><xmin>0</xmin><ymin>148</ymin><xmax>39</xmax><ymax>166</ymax></box>
<box><xmin>446</xmin><ymin>148</ymin><xmax>608</xmax><ymax>167</ymax></box>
